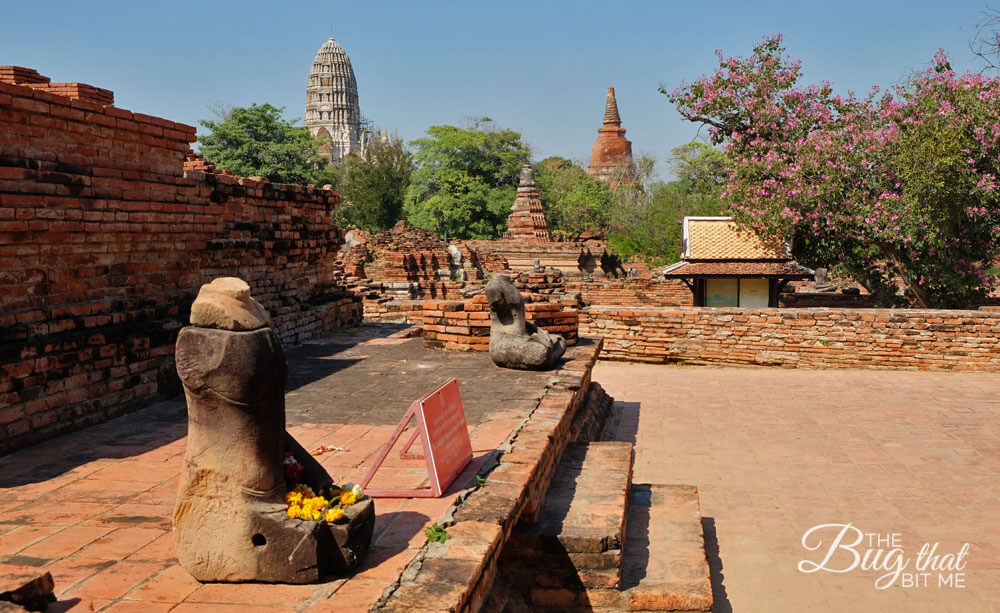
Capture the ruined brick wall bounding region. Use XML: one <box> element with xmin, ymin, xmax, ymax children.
<box><xmin>0</xmin><ymin>71</ymin><xmax>360</xmax><ymax>455</ymax></box>
<box><xmin>363</xmin><ymin>298</ymin><xmax>424</xmax><ymax>323</ymax></box>
<box><xmin>566</xmin><ymin>279</ymin><xmax>693</xmax><ymax>307</ymax></box>
<box><xmin>0</xmin><ymin>66</ymin><xmax>114</xmax><ymax>106</ymax></box>
<box><xmin>456</xmin><ymin>240</ymin><xmax>508</xmax><ymax>273</ymax></box>
<box><xmin>512</xmin><ymin>270</ymin><xmax>567</xmax><ymax>300</ymax></box>
<box><xmin>461</xmin><ymin>239</ymin><xmax>603</xmax><ymax>275</ymax></box>
<box><xmin>581</xmin><ymin>306</ymin><xmax>1000</xmax><ymax>370</ymax></box>
<box><xmin>364</xmin><ymin>221</ymin><xmax>452</xmax><ymax>283</ymax></box>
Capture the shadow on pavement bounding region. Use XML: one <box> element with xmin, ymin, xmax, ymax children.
<box><xmin>702</xmin><ymin>516</ymin><xmax>733</xmax><ymax>613</ymax></box>
<box><xmin>284</xmin><ymin>322</ymin><xmax>417</xmax><ymax>392</ymax></box>
<box><xmin>0</xmin><ymin>400</ymin><xmax>187</xmax><ymax>487</ymax></box>
<box><xmin>613</xmin><ymin>401</ymin><xmax>640</xmax><ymax>444</ymax></box>
<box><xmin>368</xmin><ymin>510</ymin><xmax>431</xmax><ymax>553</ymax></box>
<box><xmin>284</xmin><ymin>343</ymin><xmax>363</xmax><ymax>393</ymax></box>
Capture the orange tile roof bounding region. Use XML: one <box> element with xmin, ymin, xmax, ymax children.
<box><xmin>685</xmin><ymin>218</ymin><xmax>787</xmax><ymax>260</ymax></box>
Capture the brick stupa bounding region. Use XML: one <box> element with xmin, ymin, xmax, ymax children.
<box><xmin>503</xmin><ymin>164</ymin><xmax>551</xmax><ymax>242</ymax></box>
<box><xmin>587</xmin><ymin>87</ymin><xmax>635</xmax><ymax>184</ymax></box>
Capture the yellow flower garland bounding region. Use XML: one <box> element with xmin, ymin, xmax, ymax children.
<box><xmin>284</xmin><ymin>483</ymin><xmax>363</xmax><ymax>524</ymax></box>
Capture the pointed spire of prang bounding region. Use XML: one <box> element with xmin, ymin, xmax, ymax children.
<box><xmin>588</xmin><ymin>87</ymin><xmax>634</xmax><ymax>185</ymax></box>
<box><xmin>603</xmin><ymin>87</ymin><xmax>622</xmax><ymax>126</ymax></box>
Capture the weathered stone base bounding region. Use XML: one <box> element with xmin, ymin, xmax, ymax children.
<box><xmin>176</xmin><ymin>496</ymin><xmax>374</xmax><ymax>584</ymax></box>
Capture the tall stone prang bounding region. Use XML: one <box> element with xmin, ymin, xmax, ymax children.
<box><xmin>586</xmin><ymin>87</ymin><xmax>635</xmax><ymax>184</ymax></box>
<box><xmin>503</xmin><ymin>164</ymin><xmax>551</xmax><ymax>242</ymax></box>
<box><xmin>305</xmin><ymin>37</ymin><xmax>363</xmax><ymax>162</ymax></box>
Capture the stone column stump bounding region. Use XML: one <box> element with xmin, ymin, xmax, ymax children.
<box><xmin>172</xmin><ymin>277</ymin><xmax>374</xmax><ymax>583</ymax></box>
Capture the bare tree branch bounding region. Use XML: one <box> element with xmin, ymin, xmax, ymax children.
<box><xmin>970</xmin><ymin>5</ymin><xmax>1000</xmax><ymax>72</ymax></box>
<box><xmin>207</xmin><ymin>100</ymin><xmax>234</xmax><ymax>122</ymax></box>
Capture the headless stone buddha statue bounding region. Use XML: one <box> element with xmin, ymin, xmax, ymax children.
<box><xmin>485</xmin><ymin>274</ymin><xmax>566</xmax><ymax>370</ymax></box>
<box><xmin>172</xmin><ymin>277</ymin><xmax>373</xmax><ymax>583</ymax></box>
<box><xmin>812</xmin><ymin>267</ymin><xmax>838</xmax><ymax>293</ymax></box>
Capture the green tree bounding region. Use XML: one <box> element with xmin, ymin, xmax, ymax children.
<box><xmin>332</xmin><ymin>132</ymin><xmax>413</xmax><ymax>232</ymax></box>
<box><xmin>534</xmin><ymin>157</ymin><xmax>613</xmax><ymax>238</ymax></box>
<box><xmin>668</xmin><ymin>141</ymin><xmax>729</xmax><ymax>196</ymax></box>
<box><xmin>198</xmin><ymin>103</ymin><xmax>334</xmax><ymax>184</ymax></box>
<box><xmin>606</xmin><ymin>155</ymin><xmax>726</xmax><ymax>264</ymax></box>
<box><xmin>668</xmin><ymin>35</ymin><xmax>1000</xmax><ymax>307</ymax></box>
<box><xmin>403</xmin><ymin>119</ymin><xmax>530</xmax><ymax>239</ymax></box>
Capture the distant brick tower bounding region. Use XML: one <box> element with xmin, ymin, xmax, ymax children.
<box><xmin>305</xmin><ymin>37</ymin><xmax>363</xmax><ymax>162</ymax></box>
<box><xmin>587</xmin><ymin>87</ymin><xmax>635</xmax><ymax>184</ymax></box>
<box><xmin>503</xmin><ymin>164</ymin><xmax>551</xmax><ymax>241</ymax></box>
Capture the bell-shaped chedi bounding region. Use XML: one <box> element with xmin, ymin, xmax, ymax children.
<box><xmin>173</xmin><ymin>277</ymin><xmax>374</xmax><ymax>583</ymax></box>
<box><xmin>503</xmin><ymin>164</ymin><xmax>551</xmax><ymax>242</ymax></box>
<box><xmin>587</xmin><ymin>88</ymin><xmax>635</xmax><ymax>184</ymax></box>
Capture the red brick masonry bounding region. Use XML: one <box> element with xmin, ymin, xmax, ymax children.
<box><xmin>581</xmin><ymin>306</ymin><xmax>1000</xmax><ymax>371</ymax></box>
<box><xmin>565</xmin><ymin>278</ymin><xmax>693</xmax><ymax>307</ymax></box>
<box><xmin>422</xmin><ymin>294</ymin><xmax>580</xmax><ymax>351</ymax></box>
<box><xmin>0</xmin><ymin>69</ymin><xmax>360</xmax><ymax>455</ymax></box>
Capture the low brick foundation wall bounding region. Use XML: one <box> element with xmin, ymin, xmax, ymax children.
<box><xmin>362</xmin><ymin>298</ymin><xmax>424</xmax><ymax>323</ymax></box>
<box><xmin>422</xmin><ymin>295</ymin><xmax>579</xmax><ymax>351</ymax></box>
<box><xmin>566</xmin><ymin>278</ymin><xmax>693</xmax><ymax>307</ymax></box>
<box><xmin>581</xmin><ymin>306</ymin><xmax>1000</xmax><ymax>371</ymax></box>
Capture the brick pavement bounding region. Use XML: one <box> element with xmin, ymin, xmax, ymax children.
<box><xmin>0</xmin><ymin>325</ymin><xmax>546</xmax><ymax>612</ymax></box>
<box><xmin>594</xmin><ymin>361</ymin><xmax>1000</xmax><ymax>613</ymax></box>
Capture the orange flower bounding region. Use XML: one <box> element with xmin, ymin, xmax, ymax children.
<box><xmin>339</xmin><ymin>490</ymin><xmax>358</xmax><ymax>506</ymax></box>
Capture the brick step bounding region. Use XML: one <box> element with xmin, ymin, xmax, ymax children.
<box><xmin>503</xmin><ymin>441</ymin><xmax>634</xmax><ymax>598</ymax></box>
<box><xmin>511</xmin><ymin>484</ymin><xmax>713</xmax><ymax>612</ymax></box>
<box><xmin>617</xmin><ymin>484</ymin><xmax>713</xmax><ymax>611</ymax></box>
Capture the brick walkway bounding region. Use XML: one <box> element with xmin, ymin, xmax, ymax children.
<box><xmin>594</xmin><ymin>362</ymin><xmax>1000</xmax><ymax>613</ymax></box>
<box><xmin>0</xmin><ymin>325</ymin><xmax>546</xmax><ymax>612</ymax></box>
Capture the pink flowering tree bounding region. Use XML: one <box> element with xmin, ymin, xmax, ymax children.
<box><xmin>666</xmin><ymin>34</ymin><xmax>1000</xmax><ymax>308</ymax></box>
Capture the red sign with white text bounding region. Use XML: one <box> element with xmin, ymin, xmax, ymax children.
<box><xmin>419</xmin><ymin>379</ymin><xmax>473</xmax><ymax>496</ymax></box>
<box><xmin>360</xmin><ymin>379</ymin><xmax>472</xmax><ymax>498</ymax></box>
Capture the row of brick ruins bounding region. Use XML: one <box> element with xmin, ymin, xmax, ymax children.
<box><xmin>0</xmin><ymin>64</ymin><xmax>640</xmax><ymax>455</ymax></box>
<box><xmin>4</xmin><ymin>64</ymin><xmax>976</xmax><ymax>458</ymax></box>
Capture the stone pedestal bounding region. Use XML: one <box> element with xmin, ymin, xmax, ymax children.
<box><xmin>173</xmin><ymin>277</ymin><xmax>374</xmax><ymax>583</ymax></box>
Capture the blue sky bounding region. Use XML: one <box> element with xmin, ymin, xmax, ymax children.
<box><xmin>1</xmin><ymin>1</ymin><xmax>994</xmax><ymax>176</ymax></box>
